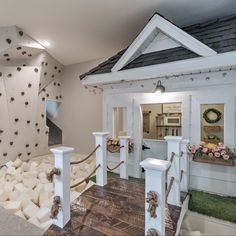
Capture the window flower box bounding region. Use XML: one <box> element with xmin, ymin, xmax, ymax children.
<box><xmin>188</xmin><ymin>142</ymin><xmax>235</xmax><ymax>166</ymax></box>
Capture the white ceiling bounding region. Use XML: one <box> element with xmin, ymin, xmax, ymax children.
<box><xmin>0</xmin><ymin>0</ymin><xmax>235</xmax><ymax>65</ymax></box>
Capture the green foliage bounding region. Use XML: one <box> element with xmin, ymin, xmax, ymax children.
<box><xmin>189</xmin><ymin>190</ymin><xmax>236</xmax><ymax>223</ymax></box>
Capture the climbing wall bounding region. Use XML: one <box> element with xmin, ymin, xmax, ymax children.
<box><xmin>0</xmin><ymin>26</ymin><xmax>63</xmax><ymax>164</ymax></box>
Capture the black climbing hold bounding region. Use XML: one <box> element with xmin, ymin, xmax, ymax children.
<box><xmin>54</xmin><ymin>66</ymin><xmax>57</xmax><ymax>70</ymax></box>
<box><xmin>14</xmin><ymin>131</ymin><xmax>18</xmax><ymax>135</ymax></box>
<box><xmin>42</xmin><ymin>97</ymin><xmax>45</xmax><ymax>101</ymax></box>
<box><xmin>35</xmin><ymin>123</ymin><xmax>38</xmax><ymax>126</ymax></box>
<box><xmin>6</xmin><ymin>58</ymin><xmax>10</xmax><ymax>61</ymax></box>
<box><xmin>27</xmin><ymin>120</ymin><xmax>30</xmax><ymax>124</ymax></box>
<box><xmin>37</xmin><ymin>129</ymin><xmax>40</xmax><ymax>132</ymax></box>
<box><xmin>25</xmin><ymin>101</ymin><xmax>29</xmax><ymax>106</ymax></box>
<box><xmin>3</xmin><ymin>53</ymin><xmax>9</xmax><ymax>57</ymax></box>
<box><xmin>51</xmin><ymin>74</ymin><xmax>55</xmax><ymax>78</ymax></box>
<box><xmin>15</xmin><ymin>118</ymin><xmax>19</xmax><ymax>122</ymax></box>
<box><xmin>56</xmin><ymin>96</ymin><xmax>58</xmax><ymax>99</ymax></box>
<box><xmin>39</xmin><ymin>83</ymin><xmax>41</xmax><ymax>86</ymax></box>
<box><xmin>0</xmin><ymin>72</ymin><xmax>2</xmax><ymax>77</ymax></box>
<box><xmin>42</xmin><ymin>88</ymin><xmax>46</xmax><ymax>92</ymax></box>
<box><xmin>21</xmin><ymin>92</ymin><xmax>24</xmax><ymax>96</ymax></box>
<box><xmin>54</xmin><ymin>82</ymin><xmax>56</xmax><ymax>86</ymax></box>
<box><xmin>6</xmin><ymin>38</ymin><xmax>11</xmax><ymax>44</ymax></box>
<box><xmin>23</xmin><ymin>64</ymin><xmax>26</xmax><ymax>67</ymax></box>
<box><xmin>22</xmin><ymin>51</ymin><xmax>26</xmax><ymax>55</ymax></box>
<box><xmin>28</xmin><ymin>54</ymin><xmax>32</xmax><ymax>57</ymax></box>
<box><xmin>0</xmin><ymin>93</ymin><xmax>2</xmax><ymax>96</ymax></box>
<box><xmin>7</xmin><ymin>74</ymin><xmax>12</xmax><ymax>77</ymax></box>
<box><xmin>59</xmin><ymin>95</ymin><xmax>62</xmax><ymax>99</ymax></box>
<box><xmin>41</xmin><ymin>114</ymin><xmax>44</xmax><ymax>118</ymax></box>
<box><xmin>28</xmin><ymin>83</ymin><xmax>32</xmax><ymax>88</ymax></box>
<box><xmin>41</xmin><ymin>62</ymin><xmax>44</xmax><ymax>66</ymax></box>
<box><xmin>16</xmin><ymin>46</ymin><xmax>22</xmax><ymax>50</ymax></box>
<box><xmin>18</xmin><ymin>153</ymin><xmax>22</xmax><ymax>157</ymax></box>
<box><xmin>45</xmin><ymin>62</ymin><xmax>48</xmax><ymax>66</ymax></box>
<box><xmin>35</xmin><ymin>143</ymin><xmax>38</xmax><ymax>147</ymax></box>
<box><xmin>3</xmin><ymin>153</ymin><xmax>7</xmax><ymax>156</ymax></box>
<box><xmin>19</xmin><ymin>31</ymin><xmax>23</xmax><ymax>36</ymax></box>
<box><xmin>10</xmin><ymin>97</ymin><xmax>14</xmax><ymax>102</ymax></box>
<box><xmin>27</xmin><ymin>152</ymin><xmax>31</xmax><ymax>156</ymax></box>
<box><xmin>34</xmin><ymin>68</ymin><xmax>38</xmax><ymax>72</ymax></box>
<box><xmin>57</xmin><ymin>83</ymin><xmax>60</xmax><ymax>86</ymax></box>
<box><xmin>44</xmin><ymin>72</ymin><xmax>47</xmax><ymax>76</ymax></box>
<box><xmin>45</xmin><ymin>131</ymin><xmax>49</xmax><ymax>134</ymax></box>
<box><xmin>10</xmin><ymin>141</ymin><xmax>13</xmax><ymax>146</ymax></box>
<box><xmin>25</xmin><ymin>144</ymin><xmax>29</xmax><ymax>148</ymax></box>
<box><xmin>17</xmin><ymin>67</ymin><xmax>21</xmax><ymax>71</ymax></box>
<box><xmin>58</xmin><ymin>70</ymin><xmax>61</xmax><ymax>73</ymax></box>
<box><xmin>46</xmin><ymin>94</ymin><xmax>49</xmax><ymax>97</ymax></box>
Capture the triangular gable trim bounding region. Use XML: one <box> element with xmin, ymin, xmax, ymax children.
<box><xmin>112</xmin><ymin>13</ymin><xmax>217</xmax><ymax>72</ymax></box>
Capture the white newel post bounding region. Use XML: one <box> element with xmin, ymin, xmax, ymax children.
<box><xmin>50</xmin><ymin>146</ymin><xmax>74</xmax><ymax>228</ymax></box>
<box><xmin>93</xmin><ymin>132</ymin><xmax>109</xmax><ymax>186</ymax></box>
<box><xmin>164</xmin><ymin>136</ymin><xmax>182</xmax><ymax>206</ymax></box>
<box><xmin>140</xmin><ymin>158</ymin><xmax>170</xmax><ymax>236</ymax></box>
<box><xmin>119</xmin><ymin>136</ymin><xmax>130</xmax><ymax>179</ymax></box>
<box><xmin>180</xmin><ymin>139</ymin><xmax>190</xmax><ymax>192</ymax></box>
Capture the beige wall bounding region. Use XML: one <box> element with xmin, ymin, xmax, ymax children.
<box><xmin>57</xmin><ymin>59</ymin><xmax>104</xmax><ymax>154</ymax></box>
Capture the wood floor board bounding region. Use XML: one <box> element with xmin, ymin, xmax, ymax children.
<box><xmin>44</xmin><ymin>177</ymin><xmax>181</xmax><ymax>236</ymax></box>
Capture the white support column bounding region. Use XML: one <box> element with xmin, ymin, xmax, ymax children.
<box><xmin>180</xmin><ymin>139</ymin><xmax>190</xmax><ymax>193</ymax></box>
<box><xmin>93</xmin><ymin>132</ymin><xmax>109</xmax><ymax>186</ymax></box>
<box><xmin>50</xmin><ymin>146</ymin><xmax>74</xmax><ymax>229</ymax></box>
<box><xmin>119</xmin><ymin>136</ymin><xmax>130</xmax><ymax>179</ymax></box>
<box><xmin>164</xmin><ymin>136</ymin><xmax>182</xmax><ymax>206</ymax></box>
<box><xmin>140</xmin><ymin>158</ymin><xmax>170</xmax><ymax>236</ymax></box>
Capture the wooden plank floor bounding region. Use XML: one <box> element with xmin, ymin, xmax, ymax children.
<box><xmin>44</xmin><ymin>177</ymin><xmax>181</xmax><ymax>236</ymax></box>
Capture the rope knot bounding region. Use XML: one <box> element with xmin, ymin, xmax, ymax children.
<box><xmin>47</xmin><ymin>168</ymin><xmax>61</xmax><ymax>182</ymax></box>
<box><xmin>50</xmin><ymin>196</ymin><xmax>61</xmax><ymax>219</ymax></box>
<box><xmin>146</xmin><ymin>191</ymin><xmax>158</xmax><ymax>218</ymax></box>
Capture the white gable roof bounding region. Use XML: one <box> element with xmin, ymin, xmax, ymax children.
<box><xmin>112</xmin><ymin>13</ymin><xmax>217</xmax><ymax>72</ymax></box>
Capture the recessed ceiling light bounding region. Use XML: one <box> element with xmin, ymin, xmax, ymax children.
<box><xmin>41</xmin><ymin>40</ymin><xmax>51</xmax><ymax>47</ymax></box>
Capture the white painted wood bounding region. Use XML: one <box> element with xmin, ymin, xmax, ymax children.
<box><xmin>111</xmin><ymin>13</ymin><xmax>216</xmax><ymax>73</ymax></box>
<box><xmin>165</xmin><ymin>136</ymin><xmax>182</xmax><ymax>206</ymax></box>
<box><xmin>140</xmin><ymin>158</ymin><xmax>170</xmax><ymax>236</ymax></box>
<box><xmin>180</xmin><ymin>139</ymin><xmax>190</xmax><ymax>193</ymax></box>
<box><xmin>185</xmin><ymin>211</ymin><xmax>236</xmax><ymax>235</ymax></box>
<box><xmin>119</xmin><ymin>136</ymin><xmax>130</xmax><ymax>179</ymax></box>
<box><xmin>93</xmin><ymin>132</ymin><xmax>109</xmax><ymax>186</ymax></box>
<box><xmin>143</xmin><ymin>32</ymin><xmax>181</xmax><ymax>54</ymax></box>
<box><xmin>50</xmin><ymin>146</ymin><xmax>74</xmax><ymax>228</ymax></box>
<box><xmin>82</xmin><ymin>51</ymin><xmax>236</xmax><ymax>86</ymax></box>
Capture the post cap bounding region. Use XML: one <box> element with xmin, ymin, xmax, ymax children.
<box><xmin>50</xmin><ymin>146</ymin><xmax>74</xmax><ymax>155</ymax></box>
<box><xmin>93</xmin><ymin>132</ymin><xmax>109</xmax><ymax>136</ymax></box>
<box><xmin>140</xmin><ymin>158</ymin><xmax>170</xmax><ymax>171</ymax></box>
<box><xmin>164</xmin><ymin>136</ymin><xmax>183</xmax><ymax>141</ymax></box>
<box><xmin>118</xmin><ymin>136</ymin><xmax>131</xmax><ymax>139</ymax></box>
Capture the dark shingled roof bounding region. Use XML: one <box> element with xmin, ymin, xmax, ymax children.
<box><xmin>80</xmin><ymin>13</ymin><xmax>236</xmax><ymax>80</ymax></box>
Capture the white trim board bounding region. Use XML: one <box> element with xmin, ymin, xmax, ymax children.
<box><xmin>82</xmin><ymin>51</ymin><xmax>236</xmax><ymax>86</ymax></box>
<box><xmin>111</xmin><ymin>13</ymin><xmax>217</xmax><ymax>72</ymax></box>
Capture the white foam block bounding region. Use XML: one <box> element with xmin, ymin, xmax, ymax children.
<box><xmin>23</xmin><ymin>201</ymin><xmax>40</xmax><ymax>219</ymax></box>
<box><xmin>18</xmin><ymin>193</ymin><xmax>32</xmax><ymax>208</ymax></box>
<box><xmin>5</xmin><ymin>161</ymin><xmax>14</xmax><ymax>168</ymax></box>
<box><xmin>28</xmin><ymin>216</ymin><xmax>41</xmax><ymax>228</ymax></box>
<box><xmin>0</xmin><ymin>189</ymin><xmax>9</xmax><ymax>202</ymax></box>
<box><xmin>22</xmin><ymin>178</ymin><xmax>37</xmax><ymax>189</ymax></box>
<box><xmin>35</xmin><ymin>207</ymin><xmax>50</xmax><ymax>223</ymax></box>
<box><xmin>39</xmin><ymin>192</ymin><xmax>53</xmax><ymax>207</ymax></box>
<box><xmin>29</xmin><ymin>190</ymin><xmax>40</xmax><ymax>204</ymax></box>
<box><xmin>43</xmin><ymin>183</ymin><xmax>54</xmax><ymax>193</ymax></box>
<box><xmin>70</xmin><ymin>191</ymin><xmax>81</xmax><ymax>202</ymax></box>
<box><xmin>14</xmin><ymin>158</ymin><xmax>23</xmax><ymax>168</ymax></box>
<box><xmin>40</xmin><ymin>219</ymin><xmax>53</xmax><ymax>230</ymax></box>
<box><xmin>14</xmin><ymin>183</ymin><xmax>29</xmax><ymax>193</ymax></box>
<box><xmin>4</xmin><ymin>201</ymin><xmax>21</xmax><ymax>213</ymax></box>
<box><xmin>21</xmin><ymin>162</ymin><xmax>30</xmax><ymax>172</ymax></box>
<box><xmin>15</xmin><ymin>210</ymin><xmax>26</xmax><ymax>220</ymax></box>
<box><xmin>9</xmin><ymin>190</ymin><xmax>20</xmax><ymax>201</ymax></box>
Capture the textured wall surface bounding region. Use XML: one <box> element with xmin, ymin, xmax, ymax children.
<box><xmin>0</xmin><ymin>26</ymin><xmax>63</xmax><ymax>164</ymax></box>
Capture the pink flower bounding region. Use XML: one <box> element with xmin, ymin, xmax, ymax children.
<box><xmin>191</xmin><ymin>149</ymin><xmax>196</xmax><ymax>154</ymax></box>
<box><xmin>221</xmin><ymin>150</ymin><xmax>226</xmax><ymax>156</ymax></box>
<box><xmin>222</xmin><ymin>154</ymin><xmax>230</xmax><ymax>160</ymax></box>
<box><xmin>214</xmin><ymin>147</ymin><xmax>220</xmax><ymax>152</ymax></box>
<box><xmin>208</xmin><ymin>153</ymin><xmax>214</xmax><ymax>158</ymax></box>
<box><xmin>188</xmin><ymin>145</ymin><xmax>195</xmax><ymax>150</ymax></box>
<box><xmin>200</xmin><ymin>141</ymin><xmax>206</xmax><ymax>146</ymax></box>
<box><xmin>214</xmin><ymin>152</ymin><xmax>221</xmax><ymax>158</ymax></box>
<box><xmin>218</xmin><ymin>142</ymin><xmax>224</xmax><ymax>147</ymax></box>
<box><xmin>202</xmin><ymin>148</ymin><xmax>208</xmax><ymax>153</ymax></box>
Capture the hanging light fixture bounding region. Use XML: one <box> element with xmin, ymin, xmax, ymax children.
<box><xmin>154</xmin><ymin>80</ymin><xmax>165</xmax><ymax>93</ymax></box>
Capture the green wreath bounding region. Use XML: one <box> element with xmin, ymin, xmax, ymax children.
<box><xmin>203</xmin><ymin>108</ymin><xmax>222</xmax><ymax>123</ymax></box>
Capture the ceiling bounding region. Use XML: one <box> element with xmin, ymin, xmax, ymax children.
<box><xmin>0</xmin><ymin>0</ymin><xmax>235</xmax><ymax>65</ymax></box>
